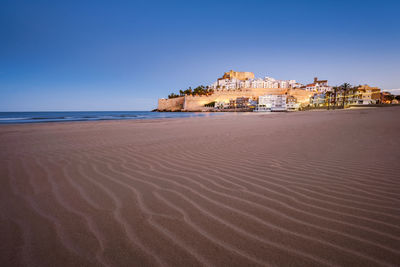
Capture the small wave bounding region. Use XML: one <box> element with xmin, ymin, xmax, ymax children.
<box><xmin>0</xmin><ymin>117</ymin><xmax>30</xmax><ymax>121</ymax></box>
<box><xmin>0</xmin><ymin>112</ymin><xmax>222</xmax><ymax>124</ymax></box>
<box><xmin>114</xmin><ymin>115</ymin><xmax>138</xmax><ymax>118</ymax></box>
<box><xmin>30</xmin><ymin>117</ymin><xmax>67</xmax><ymax>120</ymax></box>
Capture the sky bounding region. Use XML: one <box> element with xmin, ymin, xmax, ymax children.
<box><xmin>1</xmin><ymin>0</ymin><xmax>399</xmax><ymax>111</ymax></box>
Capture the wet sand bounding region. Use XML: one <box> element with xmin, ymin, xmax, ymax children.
<box><xmin>1</xmin><ymin>107</ymin><xmax>400</xmax><ymax>266</ymax></box>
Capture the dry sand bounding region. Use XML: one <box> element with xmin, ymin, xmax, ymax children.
<box><xmin>1</xmin><ymin>107</ymin><xmax>399</xmax><ymax>266</ymax></box>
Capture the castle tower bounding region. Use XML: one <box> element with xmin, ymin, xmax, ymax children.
<box><xmin>220</xmin><ymin>70</ymin><xmax>255</xmax><ymax>81</ymax></box>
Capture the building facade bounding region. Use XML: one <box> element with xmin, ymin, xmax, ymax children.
<box><xmin>310</xmin><ymin>93</ymin><xmax>327</xmax><ymax>106</ymax></box>
<box><xmin>255</xmin><ymin>94</ymin><xmax>287</xmax><ymax>112</ymax></box>
<box><xmin>303</xmin><ymin>77</ymin><xmax>332</xmax><ymax>93</ymax></box>
<box><xmin>211</xmin><ymin>71</ymin><xmax>302</xmax><ymax>90</ymax></box>
<box><xmin>357</xmin><ymin>85</ymin><xmax>381</xmax><ymax>104</ymax></box>
<box><xmin>286</xmin><ymin>95</ymin><xmax>300</xmax><ymax>110</ymax></box>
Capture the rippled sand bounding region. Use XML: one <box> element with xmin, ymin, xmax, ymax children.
<box><xmin>1</xmin><ymin>107</ymin><xmax>400</xmax><ymax>266</ymax></box>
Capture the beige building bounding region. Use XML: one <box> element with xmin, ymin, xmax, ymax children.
<box><xmin>286</xmin><ymin>95</ymin><xmax>300</xmax><ymax>110</ymax></box>
<box><xmin>343</xmin><ymin>84</ymin><xmax>381</xmax><ymax>105</ymax></box>
<box><xmin>357</xmin><ymin>85</ymin><xmax>381</xmax><ymax>104</ymax></box>
<box><xmin>303</xmin><ymin>77</ymin><xmax>332</xmax><ymax>93</ymax></box>
<box><xmin>220</xmin><ymin>70</ymin><xmax>255</xmax><ymax>81</ymax></box>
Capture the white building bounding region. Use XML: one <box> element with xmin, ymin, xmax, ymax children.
<box><xmin>304</xmin><ymin>77</ymin><xmax>332</xmax><ymax>93</ymax></box>
<box><xmin>213</xmin><ymin>78</ymin><xmax>241</xmax><ymax>90</ymax></box>
<box><xmin>255</xmin><ymin>94</ymin><xmax>287</xmax><ymax>112</ymax></box>
<box><xmin>286</xmin><ymin>95</ymin><xmax>300</xmax><ymax>110</ymax></box>
<box><xmin>210</xmin><ymin>75</ymin><xmax>303</xmax><ymax>90</ymax></box>
<box><xmin>214</xmin><ymin>101</ymin><xmax>229</xmax><ymax>109</ymax></box>
<box><xmin>251</xmin><ymin>78</ymin><xmax>265</xmax><ymax>88</ymax></box>
<box><xmin>239</xmin><ymin>80</ymin><xmax>251</xmax><ymax>88</ymax></box>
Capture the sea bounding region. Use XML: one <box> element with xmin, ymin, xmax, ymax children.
<box><xmin>0</xmin><ymin>111</ymin><xmax>221</xmax><ymax>124</ymax></box>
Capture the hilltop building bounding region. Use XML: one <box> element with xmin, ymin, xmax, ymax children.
<box><xmin>220</xmin><ymin>70</ymin><xmax>254</xmax><ymax>80</ymax></box>
<box><xmin>211</xmin><ymin>71</ymin><xmax>301</xmax><ymax>90</ymax></box>
<box><xmin>303</xmin><ymin>77</ymin><xmax>333</xmax><ymax>93</ymax></box>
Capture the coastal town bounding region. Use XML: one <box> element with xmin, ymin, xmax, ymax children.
<box><xmin>157</xmin><ymin>70</ymin><xmax>399</xmax><ymax>112</ymax></box>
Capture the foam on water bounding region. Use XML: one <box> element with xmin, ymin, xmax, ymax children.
<box><xmin>0</xmin><ymin>111</ymin><xmax>223</xmax><ymax>124</ymax></box>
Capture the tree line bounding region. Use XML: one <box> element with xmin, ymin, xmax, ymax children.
<box><xmin>325</xmin><ymin>83</ymin><xmax>355</xmax><ymax>109</ymax></box>
<box><xmin>168</xmin><ymin>85</ymin><xmax>214</xmax><ymax>99</ymax></box>
<box><xmin>324</xmin><ymin>83</ymin><xmax>399</xmax><ymax>109</ymax></box>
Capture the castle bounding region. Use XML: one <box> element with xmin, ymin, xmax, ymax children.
<box><xmin>157</xmin><ymin>71</ymin><xmax>317</xmax><ymax>112</ymax></box>
<box><xmin>219</xmin><ymin>70</ymin><xmax>254</xmax><ymax>81</ymax></box>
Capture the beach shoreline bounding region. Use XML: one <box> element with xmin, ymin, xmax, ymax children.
<box><xmin>0</xmin><ymin>105</ymin><xmax>385</xmax><ymax>127</ymax></box>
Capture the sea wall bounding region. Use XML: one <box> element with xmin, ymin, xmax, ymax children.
<box><xmin>157</xmin><ymin>97</ymin><xmax>184</xmax><ymax>111</ymax></box>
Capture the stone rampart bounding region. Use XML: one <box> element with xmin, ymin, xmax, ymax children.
<box><xmin>287</xmin><ymin>89</ymin><xmax>314</xmax><ymax>104</ymax></box>
<box><xmin>157</xmin><ymin>97</ymin><xmax>184</xmax><ymax>111</ymax></box>
<box><xmin>157</xmin><ymin>88</ymin><xmax>314</xmax><ymax>111</ymax></box>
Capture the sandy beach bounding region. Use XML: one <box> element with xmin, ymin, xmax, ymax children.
<box><xmin>1</xmin><ymin>107</ymin><xmax>399</xmax><ymax>267</ymax></box>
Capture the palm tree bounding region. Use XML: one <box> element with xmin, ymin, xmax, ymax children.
<box><xmin>326</xmin><ymin>91</ymin><xmax>332</xmax><ymax>110</ymax></box>
<box><xmin>184</xmin><ymin>88</ymin><xmax>192</xmax><ymax>95</ymax></box>
<box><xmin>348</xmin><ymin>85</ymin><xmax>359</xmax><ymax>105</ymax></box>
<box><xmin>168</xmin><ymin>93</ymin><xmax>179</xmax><ymax>99</ymax></box>
<box><xmin>340</xmin><ymin>83</ymin><xmax>351</xmax><ymax>108</ymax></box>
<box><xmin>332</xmin><ymin>86</ymin><xmax>339</xmax><ymax>109</ymax></box>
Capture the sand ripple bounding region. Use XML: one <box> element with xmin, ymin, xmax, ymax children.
<box><xmin>1</xmin><ymin>107</ymin><xmax>400</xmax><ymax>266</ymax></box>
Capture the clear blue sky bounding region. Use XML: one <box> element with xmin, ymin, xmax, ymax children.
<box><xmin>1</xmin><ymin>0</ymin><xmax>399</xmax><ymax>111</ymax></box>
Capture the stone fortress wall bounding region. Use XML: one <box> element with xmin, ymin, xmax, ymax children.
<box><xmin>157</xmin><ymin>97</ymin><xmax>184</xmax><ymax>111</ymax></box>
<box><xmin>220</xmin><ymin>70</ymin><xmax>255</xmax><ymax>81</ymax></box>
<box><xmin>158</xmin><ymin>87</ymin><xmax>313</xmax><ymax>111</ymax></box>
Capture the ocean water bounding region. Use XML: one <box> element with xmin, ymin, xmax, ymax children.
<box><xmin>0</xmin><ymin>111</ymin><xmax>221</xmax><ymax>124</ymax></box>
